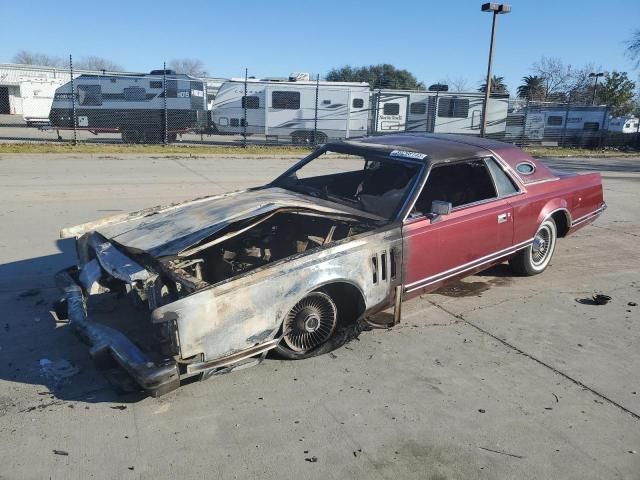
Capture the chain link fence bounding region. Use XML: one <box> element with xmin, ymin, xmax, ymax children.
<box><xmin>1</xmin><ymin>58</ymin><xmax>639</xmax><ymax>149</ymax></box>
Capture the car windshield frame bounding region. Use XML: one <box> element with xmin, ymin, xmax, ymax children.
<box><xmin>270</xmin><ymin>144</ymin><xmax>426</xmax><ymax>222</ymax></box>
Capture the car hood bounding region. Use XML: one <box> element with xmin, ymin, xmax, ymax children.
<box><xmin>61</xmin><ymin>187</ymin><xmax>383</xmax><ymax>258</ymax></box>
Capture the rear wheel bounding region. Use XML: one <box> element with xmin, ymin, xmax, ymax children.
<box><xmin>275</xmin><ymin>291</ymin><xmax>338</xmax><ymax>360</ymax></box>
<box><xmin>121</xmin><ymin>129</ymin><xmax>141</xmax><ymax>144</ymax></box>
<box><xmin>509</xmin><ymin>218</ymin><xmax>557</xmax><ymax>275</ymax></box>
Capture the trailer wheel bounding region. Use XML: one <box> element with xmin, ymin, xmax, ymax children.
<box><xmin>121</xmin><ymin>130</ymin><xmax>141</xmax><ymax>144</ymax></box>
<box><xmin>291</xmin><ymin>131</ymin><xmax>327</xmax><ymax>145</ymax></box>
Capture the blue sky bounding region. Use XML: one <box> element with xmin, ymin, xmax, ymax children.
<box><xmin>1</xmin><ymin>0</ymin><xmax>638</xmax><ymax>92</ymax></box>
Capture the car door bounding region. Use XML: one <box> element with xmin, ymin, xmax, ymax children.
<box><xmin>402</xmin><ymin>157</ymin><xmax>518</xmax><ymax>296</ymax></box>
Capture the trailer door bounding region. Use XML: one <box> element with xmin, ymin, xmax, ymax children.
<box><xmin>375</xmin><ymin>93</ymin><xmax>409</xmax><ymax>133</ymax></box>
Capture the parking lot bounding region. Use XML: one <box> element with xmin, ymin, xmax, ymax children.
<box><xmin>0</xmin><ymin>152</ymin><xmax>638</xmax><ymax>479</ymax></box>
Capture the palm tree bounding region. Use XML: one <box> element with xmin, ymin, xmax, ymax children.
<box><xmin>478</xmin><ymin>75</ymin><xmax>508</xmax><ymax>95</ymax></box>
<box><xmin>517</xmin><ymin>75</ymin><xmax>545</xmax><ymax>100</ymax></box>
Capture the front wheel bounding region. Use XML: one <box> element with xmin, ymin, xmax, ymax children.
<box><xmin>274</xmin><ymin>291</ymin><xmax>338</xmax><ymax>360</ymax></box>
<box><xmin>509</xmin><ymin>218</ymin><xmax>557</xmax><ymax>276</ymax></box>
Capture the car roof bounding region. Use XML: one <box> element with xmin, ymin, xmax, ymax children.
<box><xmin>326</xmin><ymin>133</ymin><xmax>520</xmax><ymax>164</ymax></box>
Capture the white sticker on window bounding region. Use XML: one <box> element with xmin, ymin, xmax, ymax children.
<box><xmin>389</xmin><ymin>150</ymin><xmax>427</xmax><ymax>160</ymax></box>
<box><xmin>78</xmin><ymin>116</ymin><xmax>88</xmax><ymax>127</ymax></box>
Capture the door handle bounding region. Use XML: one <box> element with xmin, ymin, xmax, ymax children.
<box><xmin>497</xmin><ymin>213</ymin><xmax>509</xmax><ymax>223</ymax></box>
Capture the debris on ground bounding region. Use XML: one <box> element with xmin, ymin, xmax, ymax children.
<box><xmin>628</xmin><ymin>302</ymin><xmax>637</xmax><ymax>307</ymax></box>
<box><xmin>110</xmin><ymin>405</ymin><xmax>127</xmax><ymax>410</ymax></box>
<box><xmin>305</xmin><ymin>456</ymin><xmax>318</xmax><ymax>463</ymax></box>
<box><xmin>39</xmin><ymin>359</ymin><xmax>80</xmax><ymax>385</ymax></box>
<box><xmin>592</xmin><ymin>294</ymin><xmax>612</xmax><ymax>305</ymax></box>
<box><xmin>19</xmin><ymin>288</ymin><xmax>41</xmax><ymax>298</ymax></box>
<box><xmin>52</xmin><ymin>450</ymin><xmax>69</xmax><ymax>456</ymax></box>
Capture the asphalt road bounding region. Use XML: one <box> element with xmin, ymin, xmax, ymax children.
<box><xmin>0</xmin><ymin>153</ymin><xmax>638</xmax><ymax>479</ymax></box>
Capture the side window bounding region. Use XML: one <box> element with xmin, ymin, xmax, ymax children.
<box><xmin>272</xmin><ymin>91</ymin><xmax>300</xmax><ymax>109</ymax></box>
<box><xmin>484</xmin><ymin>157</ymin><xmax>518</xmax><ymax>196</ymax></box>
<box><xmin>410</xmin><ymin>102</ymin><xmax>427</xmax><ymax>114</ymax></box>
<box><xmin>241</xmin><ymin>95</ymin><xmax>259</xmax><ymax>109</ymax></box>
<box><xmin>352</xmin><ymin>98</ymin><xmax>364</xmax><ymax>108</ymax></box>
<box><xmin>77</xmin><ymin>85</ymin><xmax>102</xmax><ymax>106</ymax></box>
<box><xmin>547</xmin><ymin>115</ymin><xmax>563</xmax><ymax>126</ymax></box>
<box><xmin>414</xmin><ymin>159</ymin><xmax>497</xmax><ymax>213</ymax></box>
<box><xmin>383</xmin><ymin>103</ymin><xmax>400</xmax><ymax>115</ymax></box>
<box><xmin>438</xmin><ymin>98</ymin><xmax>469</xmax><ymax>118</ymax></box>
<box><xmin>149</xmin><ymin>81</ymin><xmax>163</xmax><ymax>89</ymax></box>
<box><xmin>583</xmin><ymin>122</ymin><xmax>599</xmax><ymax>131</ymax></box>
<box><xmin>124</xmin><ymin>87</ymin><xmax>146</xmax><ymax>101</ymax></box>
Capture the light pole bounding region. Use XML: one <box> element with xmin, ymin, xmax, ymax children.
<box><xmin>589</xmin><ymin>72</ymin><xmax>604</xmax><ymax>105</ymax></box>
<box><xmin>480</xmin><ymin>2</ymin><xmax>511</xmax><ymax>138</ymax></box>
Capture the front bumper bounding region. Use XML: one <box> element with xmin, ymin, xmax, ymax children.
<box><xmin>56</xmin><ymin>268</ymin><xmax>181</xmax><ymax>397</ymax></box>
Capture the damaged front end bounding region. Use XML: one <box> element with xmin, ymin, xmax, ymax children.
<box><xmin>56</xmin><ymin>195</ymin><xmax>384</xmax><ymax>396</ymax></box>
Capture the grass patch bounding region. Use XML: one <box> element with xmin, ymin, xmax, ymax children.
<box><xmin>0</xmin><ymin>141</ymin><xmax>638</xmax><ymax>159</ymax></box>
<box><xmin>0</xmin><ymin>142</ymin><xmax>312</xmax><ymax>156</ymax></box>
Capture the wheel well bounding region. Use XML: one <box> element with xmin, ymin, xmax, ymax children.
<box><xmin>320</xmin><ymin>282</ymin><xmax>366</xmax><ymax>324</ymax></box>
<box><xmin>550</xmin><ymin>210</ymin><xmax>570</xmax><ymax>237</ymax></box>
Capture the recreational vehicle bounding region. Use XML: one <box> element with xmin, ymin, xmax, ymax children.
<box><xmin>505</xmin><ymin>104</ymin><xmax>609</xmax><ymax>145</ymax></box>
<box><xmin>19</xmin><ymin>79</ymin><xmax>63</xmax><ymax>125</ymax></box>
<box><xmin>371</xmin><ymin>90</ymin><xmax>509</xmax><ymax>137</ymax></box>
<box><xmin>209</xmin><ymin>78</ymin><xmax>370</xmax><ymax>143</ymax></box>
<box><xmin>49</xmin><ymin>70</ymin><xmax>208</xmax><ymax>143</ymax></box>
<box><xmin>608</xmin><ymin>116</ymin><xmax>639</xmax><ymax>134</ymax></box>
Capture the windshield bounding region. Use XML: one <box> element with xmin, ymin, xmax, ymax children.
<box><xmin>272</xmin><ymin>148</ymin><xmax>422</xmax><ymax>220</ymax></box>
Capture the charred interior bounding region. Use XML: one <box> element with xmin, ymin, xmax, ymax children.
<box><xmin>164</xmin><ymin>211</ymin><xmax>375</xmax><ymax>286</ymax></box>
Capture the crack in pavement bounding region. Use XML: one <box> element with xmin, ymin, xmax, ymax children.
<box><xmin>427</xmin><ymin>300</ymin><xmax>640</xmax><ymax>422</ymax></box>
<box><xmin>172</xmin><ymin>158</ymin><xmax>223</xmax><ymax>189</ymax></box>
<box><xmin>591</xmin><ymin>224</ymin><xmax>640</xmax><ymax>238</ymax></box>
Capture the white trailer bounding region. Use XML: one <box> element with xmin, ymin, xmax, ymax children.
<box><xmin>371</xmin><ymin>90</ymin><xmax>509</xmax><ymax>136</ymax></box>
<box><xmin>210</xmin><ymin>78</ymin><xmax>370</xmax><ymax>143</ymax></box>
<box><xmin>19</xmin><ymin>78</ymin><xmax>63</xmax><ymax>125</ymax></box>
<box><xmin>608</xmin><ymin>116</ymin><xmax>639</xmax><ymax>134</ymax></box>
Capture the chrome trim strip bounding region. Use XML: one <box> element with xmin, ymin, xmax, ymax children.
<box><xmin>405</xmin><ymin>237</ymin><xmax>534</xmax><ymax>292</ymax></box>
<box><xmin>523</xmin><ymin>177</ymin><xmax>561</xmax><ymax>186</ymax></box>
<box><xmin>571</xmin><ymin>204</ymin><xmax>606</xmax><ymax>227</ymax></box>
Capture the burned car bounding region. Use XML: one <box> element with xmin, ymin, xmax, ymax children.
<box><xmin>57</xmin><ymin>134</ymin><xmax>606</xmax><ymax>396</ymax></box>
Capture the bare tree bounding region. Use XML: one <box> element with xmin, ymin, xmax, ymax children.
<box><xmin>437</xmin><ymin>76</ymin><xmax>469</xmax><ymax>92</ymax></box>
<box><xmin>74</xmin><ymin>56</ymin><xmax>123</xmax><ymax>71</ymax></box>
<box><xmin>532</xmin><ymin>56</ymin><xmax>573</xmax><ymax>100</ymax></box>
<box><xmin>627</xmin><ymin>29</ymin><xmax>640</xmax><ymax>69</ymax></box>
<box><xmin>169</xmin><ymin>58</ymin><xmax>208</xmax><ymax>77</ymax></box>
<box><xmin>12</xmin><ymin>50</ymin><xmax>65</xmax><ymax>67</ymax></box>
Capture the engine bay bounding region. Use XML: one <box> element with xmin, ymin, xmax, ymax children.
<box><xmin>162</xmin><ymin>211</ymin><xmax>374</xmax><ymax>287</ymax></box>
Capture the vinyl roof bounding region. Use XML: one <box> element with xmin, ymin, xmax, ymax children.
<box><xmin>327</xmin><ymin>133</ymin><xmax>519</xmax><ymax>164</ymax></box>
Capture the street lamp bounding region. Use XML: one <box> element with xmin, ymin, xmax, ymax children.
<box><xmin>480</xmin><ymin>2</ymin><xmax>511</xmax><ymax>138</ymax></box>
<box><xmin>589</xmin><ymin>72</ymin><xmax>604</xmax><ymax>105</ymax></box>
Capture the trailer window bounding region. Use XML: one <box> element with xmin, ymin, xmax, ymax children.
<box><xmin>272</xmin><ymin>91</ymin><xmax>300</xmax><ymax>109</ymax></box>
<box><xmin>383</xmin><ymin>103</ymin><xmax>400</xmax><ymax>115</ymax></box>
<box><xmin>583</xmin><ymin>122</ymin><xmax>600</xmax><ymax>131</ymax></box>
<box><xmin>77</xmin><ymin>85</ymin><xmax>102</xmax><ymax>106</ymax></box>
<box><xmin>242</xmin><ymin>95</ymin><xmax>259</xmax><ymax>109</ymax></box>
<box><xmin>166</xmin><ymin>80</ymin><xmax>178</xmax><ymax>98</ymax></box>
<box><xmin>437</xmin><ymin>98</ymin><xmax>469</xmax><ymax>118</ymax></box>
<box><xmin>352</xmin><ymin>98</ymin><xmax>364</xmax><ymax>108</ymax></box>
<box><xmin>230</xmin><ymin>118</ymin><xmax>239</xmax><ymax>127</ymax></box>
<box><xmin>546</xmin><ymin>115</ymin><xmax>563</xmax><ymax>126</ymax></box>
<box><xmin>410</xmin><ymin>102</ymin><xmax>427</xmax><ymax>115</ymax></box>
<box><xmin>124</xmin><ymin>87</ymin><xmax>146</xmax><ymax>101</ymax></box>
<box><xmin>150</xmin><ymin>81</ymin><xmax>163</xmax><ymax>89</ymax></box>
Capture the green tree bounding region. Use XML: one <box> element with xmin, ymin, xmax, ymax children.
<box><xmin>326</xmin><ymin>64</ymin><xmax>425</xmax><ymax>90</ymax></box>
<box><xmin>478</xmin><ymin>75</ymin><xmax>508</xmax><ymax>95</ymax></box>
<box><xmin>517</xmin><ymin>75</ymin><xmax>545</xmax><ymax>100</ymax></box>
<box><xmin>596</xmin><ymin>71</ymin><xmax>636</xmax><ymax>116</ymax></box>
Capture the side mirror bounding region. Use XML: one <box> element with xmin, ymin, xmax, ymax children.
<box><xmin>430</xmin><ymin>200</ymin><xmax>452</xmax><ymax>216</ymax></box>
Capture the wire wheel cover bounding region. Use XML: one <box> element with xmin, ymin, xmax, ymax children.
<box><xmin>283</xmin><ymin>292</ymin><xmax>337</xmax><ymax>352</ymax></box>
<box><xmin>531</xmin><ymin>225</ymin><xmax>553</xmax><ymax>265</ymax></box>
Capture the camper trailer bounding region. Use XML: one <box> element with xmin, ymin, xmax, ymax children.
<box><xmin>608</xmin><ymin>116</ymin><xmax>639</xmax><ymax>134</ymax></box>
<box><xmin>371</xmin><ymin>90</ymin><xmax>509</xmax><ymax>136</ymax></box>
<box><xmin>49</xmin><ymin>70</ymin><xmax>208</xmax><ymax>143</ymax></box>
<box><xmin>210</xmin><ymin>77</ymin><xmax>370</xmax><ymax>143</ymax></box>
<box><xmin>19</xmin><ymin>78</ymin><xmax>63</xmax><ymax>125</ymax></box>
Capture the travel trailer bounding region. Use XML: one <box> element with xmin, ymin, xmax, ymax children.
<box><xmin>18</xmin><ymin>79</ymin><xmax>63</xmax><ymax>125</ymax></box>
<box><xmin>49</xmin><ymin>70</ymin><xmax>208</xmax><ymax>143</ymax></box>
<box><xmin>209</xmin><ymin>77</ymin><xmax>371</xmax><ymax>143</ymax></box>
<box><xmin>608</xmin><ymin>116</ymin><xmax>639</xmax><ymax>134</ymax></box>
<box><xmin>371</xmin><ymin>90</ymin><xmax>510</xmax><ymax>136</ymax></box>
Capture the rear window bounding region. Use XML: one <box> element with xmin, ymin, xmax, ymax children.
<box><xmin>383</xmin><ymin>103</ymin><xmax>400</xmax><ymax>115</ymax></box>
<box><xmin>242</xmin><ymin>95</ymin><xmax>259</xmax><ymax>109</ymax></box>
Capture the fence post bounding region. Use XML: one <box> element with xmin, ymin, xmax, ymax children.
<box><xmin>163</xmin><ymin>62</ymin><xmax>168</xmax><ymax>146</ymax></box>
<box><xmin>242</xmin><ymin>68</ymin><xmax>248</xmax><ymax>148</ymax></box>
<box><xmin>313</xmin><ymin>74</ymin><xmax>319</xmax><ymax>145</ymax></box>
<box><xmin>521</xmin><ymin>97</ymin><xmax>530</xmax><ymax>146</ymax></box>
<box><xmin>561</xmin><ymin>97</ymin><xmax>571</xmax><ymax>147</ymax></box>
<box><xmin>69</xmin><ymin>54</ymin><xmax>77</xmax><ymax>146</ymax></box>
<box><xmin>375</xmin><ymin>88</ymin><xmax>381</xmax><ymax>134</ymax></box>
<box><xmin>600</xmin><ymin>106</ymin><xmax>609</xmax><ymax>149</ymax></box>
